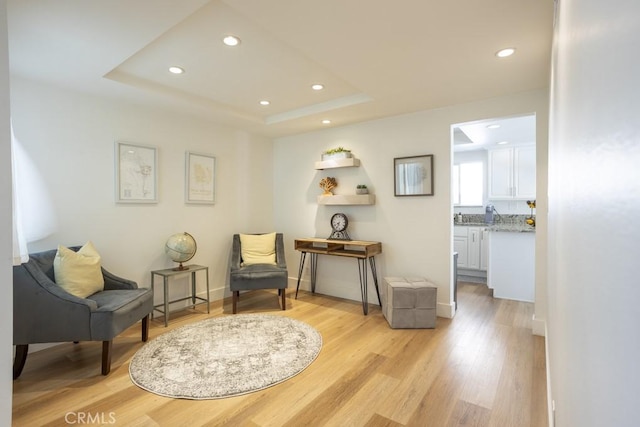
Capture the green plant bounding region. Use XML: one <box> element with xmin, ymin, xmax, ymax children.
<box><xmin>357</xmin><ymin>184</ymin><xmax>367</xmax><ymax>189</ymax></box>
<box><xmin>323</xmin><ymin>147</ymin><xmax>351</xmax><ymax>155</ymax></box>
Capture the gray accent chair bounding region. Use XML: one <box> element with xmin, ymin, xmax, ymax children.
<box><xmin>13</xmin><ymin>247</ymin><xmax>154</xmax><ymax>379</ymax></box>
<box><xmin>230</xmin><ymin>233</ymin><xmax>287</xmax><ymax>313</ymax></box>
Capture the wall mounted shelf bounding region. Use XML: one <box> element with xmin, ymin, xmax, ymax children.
<box><xmin>314</xmin><ymin>158</ymin><xmax>360</xmax><ymax>170</ymax></box>
<box><xmin>317</xmin><ymin>194</ymin><xmax>375</xmax><ymax>205</ymax></box>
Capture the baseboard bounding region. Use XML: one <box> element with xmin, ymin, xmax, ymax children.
<box><xmin>294</xmin><ymin>276</ymin><xmax>455</xmax><ymax>319</ymax></box>
<box><xmin>457</xmin><ymin>269</ymin><xmax>487</xmax><ymax>279</ymax></box>
<box><xmin>207</xmin><ymin>285</ymin><xmax>227</xmax><ymax>302</ymax></box>
<box><xmin>437</xmin><ymin>302</ymin><xmax>455</xmax><ymax>319</ymax></box>
<box><xmin>544</xmin><ymin>322</ymin><xmax>554</xmax><ymax>427</ymax></box>
<box><xmin>532</xmin><ymin>314</ymin><xmax>546</xmax><ymax>337</ymax></box>
<box><xmin>288</xmin><ymin>276</ymin><xmax>308</xmax><ymax>292</ymax></box>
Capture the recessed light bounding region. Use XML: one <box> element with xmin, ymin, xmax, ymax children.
<box><xmin>496</xmin><ymin>48</ymin><xmax>516</xmax><ymax>58</ymax></box>
<box><xmin>497</xmin><ymin>141</ymin><xmax>509</xmax><ymax>145</ymax></box>
<box><xmin>223</xmin><ymin>35</ymin><xmax>241</xmax><ymax>47</ymax></box>
<box><xmin>168</xmin><ymin>66</ymin><xmax>184</xmax><ymax>74</ymax></box>
<box><xmin>487</xmin><ymin>124</ymin><xmax>500</xmax><ymax>129</ymax></box>
<box><xmin>322</xmin><ymin>119</ymin><xmax>331</xmax><ymax>124</ymax></box>
<box><xmin>259</xmin><ymin>100</ymin><xmax>270</xmax><ymax>106</ymax></box>
<box><xmin>311</xmin><ymin>84</ymin><xmax>324</xmax><ymax>91</ymax></box>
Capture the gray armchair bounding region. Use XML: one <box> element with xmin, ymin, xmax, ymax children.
<box><xmin>230</xmin><ymin>233</ymin><xmax>288</xmax><ymax>313</ymax></box>
<box><xmin>13</xmin><ymin>246</ymin><xmax>153</xmax><ymax>379</ymax></box>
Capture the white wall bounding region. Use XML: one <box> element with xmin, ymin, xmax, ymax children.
<box><xmin>547</xmin><ymin>1</ymin><xmax>640</xmax><ymax>426</ymax></box>
<box><xmin>0</xmin><ymin>0</ymin><xmax>13</xmax><ymax>424</ymax></box>
<box><xmin>10</xmin><ymin>76</ymin><xmax>274</xmax><ymax>307</ymax></box>
<box><xmin>274</xmin><ymin>89</ymin><xmax>548</xmax><ymax>319</ymax></box>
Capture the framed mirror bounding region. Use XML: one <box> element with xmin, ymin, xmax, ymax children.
<box><xmin>394</xmin><ymin>154</ymin><xmax>434</xmax><ymax>196</ymax></box>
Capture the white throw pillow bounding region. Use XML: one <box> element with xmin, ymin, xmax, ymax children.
<box><xmin>239</xmin><ymin>233</ymin><xmax>277</xmax><ymax>266</ymax></box>
<box><xmin>54</xmin><ymin>241</ymin><xmax>105</xmax><ymax>298</ymax></box>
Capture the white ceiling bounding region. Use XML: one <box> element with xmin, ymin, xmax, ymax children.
<box><xmin>6</xmin><ymin>0</ymin><xmax>554</xmax><ymax>138</ymax></box>
<box><xmin>453</xmin><ymin>114</ymin><xmax>537</xmax><ymax>152</ymax></box>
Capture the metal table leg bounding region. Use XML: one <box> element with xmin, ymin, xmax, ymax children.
<box><xmin>310</xmin><ymin>253</ymin><xmax>318</xmax><ymax>293</ymax></box>
<box><xmin>191</xmin><ymin>270</ymin><xmax>197</xmax><ymax>304</ymax></box>
<box><xmin>163</xmin><ymin>276</ymin><xmax>169</xmax><ymax>327</ymax></box>
<box><xmin>150</xmin><ymin>272</ymin><xmax>155</xmax><ymax>320</ymax></box>
<box><xmin>295</xmin><ymin>252</ymin><xmax>307</xmax><ymax>299</ymax></box>
<box><xmin>357</xmin><ymin>258</ymin><xmax>369</xmax><ymax>315</ymax></box>
<box><xmin>295</xmin><ymin>252</ymin><xmax>319</xmax><ymax>298</ymax></box>
<box><xmin>369</xmin><ymin>256</ymin><xmax>381</xmax><ymax>306</ymax></box>
<box><xmin>205</xmin><ymin>267</ymin><xmax>210</xmax><ymax>313</ymax></box>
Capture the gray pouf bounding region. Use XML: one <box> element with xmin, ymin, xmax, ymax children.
<box><xmin>382</xmin><ymin>277</ymin><xmax>437</xmax><ymax>329</ymax></box>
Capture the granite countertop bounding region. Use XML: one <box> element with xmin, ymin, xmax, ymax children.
<box><xmin>454</xmin><ymin>222</ymin><xmax>535</xmax><ymax>232</ymax></box>
<box><xmin>488</xmin><ymin>223</ymin><xmax>535</xmax><ymax>233</ymax></box>
<box><xmin>453</xmin><ymin>214</ymin><xmax>535</xmax><ymax>232</ymax></box>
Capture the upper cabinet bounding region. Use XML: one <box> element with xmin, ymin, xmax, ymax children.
<box><xmin>488</xmin><ymin>146</ymin><xmax>536</xmax><ymax>200</ymax></box>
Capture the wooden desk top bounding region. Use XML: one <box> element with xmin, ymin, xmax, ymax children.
<box><xmin>294</xmin><ymin>238</ymin><xmax>382</xmax><ymax>259</ymax></box>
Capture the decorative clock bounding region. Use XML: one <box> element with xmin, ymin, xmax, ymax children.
<box><xmin>328</xmin><ymin>213</ymin><xmax>351</xmax><ymax>240</ymax></box>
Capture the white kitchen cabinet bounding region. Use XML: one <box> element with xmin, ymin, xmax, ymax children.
<box><xmin>454</xmin><ymin>226</ymin><xmax>487</xmax><ymax>271</ymax></box>
<box><xmin>488</xmin><ymin>149</ymin><xmax>512</xmax><ymax>198</ymax></box>
<box><xmin>454</xmin><ymin>227</ymin><xmax>469</xmax><ymax>268</ymax></box>
<box><xmin>480</xmin><ymin>228</ymin><xmax>489</xmax><ymax>270</ymax></box>
<box><xmin>488</xmin><ymin>146</ymin><xmax>536</xmax><ymax>200</ymax></box>
<box><xmin>514</xmin><ymin>146</ymin><xmax>536</xmax><ymax>198</ymax></box>
<box><xmin>468</xmin><ymin>228</ymin><xmax>481</xmax><ymax>269</ymax></box>
<box><xmin>487</xmin><ymin>231</ymin><xmax>535</xmax><ymax>302</ymax></box>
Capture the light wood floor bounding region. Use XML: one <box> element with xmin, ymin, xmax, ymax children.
<box><xmin>12</xmin><ymin>282</ymin><xmax>548</xmax><ymax>426</ymax></box>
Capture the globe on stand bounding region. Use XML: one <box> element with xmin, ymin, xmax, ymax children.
<box><xmin>165</xmin><ymin>232</ymin><xmax>197</xmax><ymax>271</ymax></box>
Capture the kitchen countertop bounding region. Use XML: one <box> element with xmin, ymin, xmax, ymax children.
<box><xmin>488</xmin><ymin>223</ymin><xmax>535</xmax><ymax>232</ymax></box>
<box><xmin>454</xmin><ymin>222</ymin><xmax>535</xmax><ymax>232</ymax></box>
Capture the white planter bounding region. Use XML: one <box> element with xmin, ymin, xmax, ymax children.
<box><xmin>321</xmin><ymin>152</ymin><xmax>352</xmax><ymax>161</ymax></box>
<box><xmin>356</xmin><ymin>189</ymin><xmax>369</xmax><ymax>194</ymax></box>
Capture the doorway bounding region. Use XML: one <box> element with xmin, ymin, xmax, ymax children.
<box><xmin>451</xmin><ymin>114</ymin><xmax>537</xmax><ymax>310</ymax></box>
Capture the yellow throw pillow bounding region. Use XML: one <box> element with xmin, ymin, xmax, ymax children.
<box><xmin>54</xmin><ymin>241</ymin><xmax>105</xmax><ymax>298</ymax></box>
<box><xmin>240</xmin><ymin>233</ymin><xmax>277</xmax><ymax>266</ymax></box>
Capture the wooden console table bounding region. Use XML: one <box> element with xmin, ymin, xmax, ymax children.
<box><xmin>294</xmin><ymin>238</ymin><xmax>382</xmax><ymax>315</ymax></box>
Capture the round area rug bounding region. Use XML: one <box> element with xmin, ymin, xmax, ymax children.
<box><xmin>129</xmin><ymin>314</ymin><xmax>322</xmax><ymax>399</ymax></box>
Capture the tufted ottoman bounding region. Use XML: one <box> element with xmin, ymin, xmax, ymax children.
<box><xmin>382</xmin><ymin>277</ymin><xmax>437</xmax><ymax>329</ymax></box>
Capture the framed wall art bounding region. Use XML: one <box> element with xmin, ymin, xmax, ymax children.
<box><xmin>115</xmin><ymin>141</ymin><xmax>158</xmax><ymax>203</ymax></box>
<box><xmin>185</xmin><ymin>151</ymin><xmax>216</xmax><ymax>204</ymax></box>
<box><xmin>394</xmin><ymin>154</ymin><xmax>434</xmax><ymax>196</ymax></box>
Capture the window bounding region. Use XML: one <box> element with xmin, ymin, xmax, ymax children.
<box><xmin>453</xmin><ymin>162</ymin><xmax>483</xmax><ymax>206</ymax></box>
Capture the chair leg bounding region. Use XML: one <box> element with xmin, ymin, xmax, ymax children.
<box><xmin>101</xmin><ymin>340</ymin><xmax>112</xmax><ymax>375</ymax></box>
<box><xmin>141</xmin><ymin>315</ymin><xmax>149</xmax><ymax>342</ymax></box>
<box><xmin>232</xmin><ymin>291</ymin><xmax>239</xmax><ymax>314</ymax></box>
<box><xmin>281</xmin><ymin>288</ymin><xmax>286</xmax><ymax>310</ymax></box>
<box><xmin>13</xmin><ymin>344</ymin><xmax>28</xmax><ymax>380</ymax></box>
